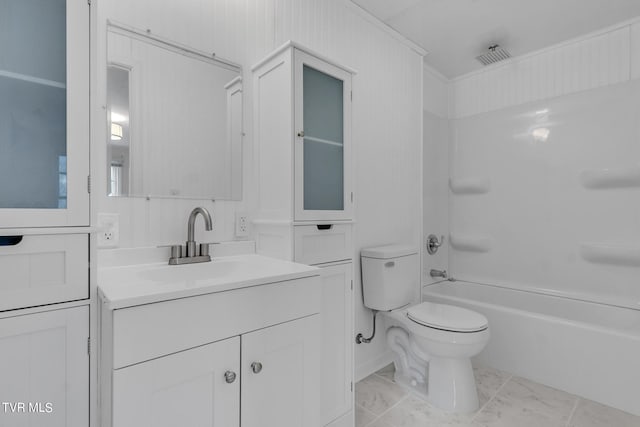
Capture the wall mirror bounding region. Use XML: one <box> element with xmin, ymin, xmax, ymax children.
<box><xmin>106</xmin><ymin>23</ymin><xmax>243</xmax><ymax>200</ymax></box>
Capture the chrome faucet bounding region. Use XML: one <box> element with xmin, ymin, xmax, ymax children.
<box><xmin>430</xmin><ymin>269</ymin><xmax>448</xmax><ymax>279</ymax></box>
<box><xmin>168</xmin><ymin>207</ymin><xmax>213</xmax><ymax>265</ymax></box>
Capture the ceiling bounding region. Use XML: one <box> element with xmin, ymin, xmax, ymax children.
<box><xmin>351</xmin><ymin>0</ymin><xmax>640</xmax><ymax>78</ymax></box>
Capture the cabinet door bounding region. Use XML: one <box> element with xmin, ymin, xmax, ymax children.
<box><xmin>0</xmin><ymin>0</ymin><xmax>89</xmax><ymax>227</ymax></box>
<box><xmin>113</xmin><ymin>336</ymin><xmax>240</xmax><ymax>427</ymax></box>
<box><xmin>320</xmin><ymin>263</ymin><xmax>353</xmax><ymax>425</ymax></box>
<box><xmin>294</xmin><ymin>50</ymin><xmax>352</xmax><ymax>222</ymax></box>
<box><xmin>0</xmin><ymin>306</ymin><xmax>88</xmax><ymax>427</ymax></box>
<box><xmin>241</xmin><ymin>315</ymin><xmax>321</xmax><ymax>427</ymax></box>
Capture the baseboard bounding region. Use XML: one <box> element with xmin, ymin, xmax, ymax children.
<box><xmin>354</xmin><ymin>349</ymin><xmax>394</xmax><ymax>382</ymax></box>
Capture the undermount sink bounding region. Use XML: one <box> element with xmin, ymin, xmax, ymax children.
<box><xmin>98</xmin><ymin>253</ymin><xmax>319</xmax><ymax>309</ymax></box>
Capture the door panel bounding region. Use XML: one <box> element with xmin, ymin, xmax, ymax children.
<box><xmin>241</xmin><ymin>315</ymin><xmax>321</xmax><ymax>427</ymax></box>
<box><xmin>113</xmin><ymin>337</ymin><xmax>240</xmax><ymax>427</ymax></box>
<box><xmin>0</xmin><ymin>306</ymin><xmax>88</xmax><ymax>427</ymax></box>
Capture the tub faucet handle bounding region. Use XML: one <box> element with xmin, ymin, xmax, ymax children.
<box><xmin>427</xmin><ymin>234</ymin><xmax>445</xmax><ymax>255</ymax></box>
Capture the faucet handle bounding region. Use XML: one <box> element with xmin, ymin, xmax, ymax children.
<box><xmin>199</xmin><ymin>243</ymin><xmax>210</xmax><ymax>257</ymax></box>
<box><xmin>170</xmin><ymin>245</ymin><xmax>183</xmax><ymax>259</ymax></box>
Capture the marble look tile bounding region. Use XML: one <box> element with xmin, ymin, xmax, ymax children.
<box><xmin>569</xmin><ymin>399</ymin><xmax>640</xmax><ymax>427</ymax></box>
<box><xmin>473</xmin><ymin>366</ymin><xmax>511</xmax><ymax>408</ymax></box>
<box><xmin>378</xmin><ymin>395</ymin><xmax>476</xmax><ymax>427</ymax></box>
<box><xmin>375</xmin><ymin>363</ymin><xmax>396</xmax><ymax>383</ymax></box>
<box><xmin>369</xmin><ymin>418</ymin><xmax>396</xmax><ymax>427</ymax></box>
<box><xmin>356</xmin><ymin>374</ymin><xmax>408</xmax><ymax>416</ymax></box>
<box><xmin>356</xmin><ymin>404</ymin><xmax>377</xmax><ymax>427</ymax></box>
<box><xmin>474</xmin><ymin>376</ymin><xmax>577</xmax><ymax>427</ymax></box>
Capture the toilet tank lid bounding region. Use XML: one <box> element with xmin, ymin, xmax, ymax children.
<box><xmin>361</xmin><ymin>244</ymin><xmax>418</xmax><ymax>259</ymax></box>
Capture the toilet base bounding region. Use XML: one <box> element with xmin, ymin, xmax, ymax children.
<box><xmin>428</xmin><ymin>356</ymin><xmax>479</xmax><ymax>413</ymax></box>
<box><xmin>392</xmin><ymin>356</ymin><xmax>479</xmax><ymax>414</ymax></box>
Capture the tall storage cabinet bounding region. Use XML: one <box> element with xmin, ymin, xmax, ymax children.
<box><xmin>0</xmin><ymin>1</ymin><xmax>91</xmax><ymax>425</ymax></box>
<box><xmin>253</xmin><ymin>42</ymin><xmax>355</xmax><ymax>427</ymax></box>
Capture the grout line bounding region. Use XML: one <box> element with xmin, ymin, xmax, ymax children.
<box><xmin>366</xmin><ymin>394</ymin><xmax>410</xmax><ymax>427</ymax></box>
<box><xmin>356</xmin><ymin>403</ymin><xmax>379</xmax><ymax>420</ymax></box>
<box><xmin>566</xmin><ymin>397</ymin><xmax>581</xmax><ymax>427</ymax></box>
<box><xmin>470</xmin><ymin>372</ymin><xmax>513</xmax><ymax>423</ymax></box>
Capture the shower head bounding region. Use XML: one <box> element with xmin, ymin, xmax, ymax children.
<box><xmin>475</xmin><ymin>44</ymin><xmax>511</xmax><ymax>66</ymax></box>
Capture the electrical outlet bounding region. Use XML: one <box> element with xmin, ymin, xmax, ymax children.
<box><xmin>97</xmin><ymin>213</ymin><xmax>120</xmax><ymax>248</ymax></box>
<box><xmin>235</xmin><ymin>212</ymin><xmax>249</xmax><ymax>238</ymax></box>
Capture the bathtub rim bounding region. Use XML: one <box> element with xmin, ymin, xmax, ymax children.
<box><xmin>422</xmin><ymin>279</ymin><xmax>640</xmax><ymax>341</ymax></box>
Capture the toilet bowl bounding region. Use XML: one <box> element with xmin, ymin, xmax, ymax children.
<box><xmin>360</xmin><ymin>244</ymin><xmax>490</xmax><ymax>414</ymax></box>
<box><xmin>383</xmin><ymin>302</ymin><xmax>489</xmax><ymax>413</ymax></box>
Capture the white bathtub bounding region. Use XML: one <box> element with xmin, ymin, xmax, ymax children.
<box><xmin>422</xmin><ymin>280</ymin><xmax>640</xmax><ymax>416</ymax></box>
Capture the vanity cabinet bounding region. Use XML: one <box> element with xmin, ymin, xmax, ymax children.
<box><xmin>0</xmin><ymin>306</ymin><xmax>89</xmax><ymax>426</ymax></box>
<box><xmin>100</xmin><ymin>272</ymin><xmax>322</xmax><ymax>427</ymax></box>
<box><xmin>0</xmin><ymin>0</ymin><xmax>89</xmax><ymax>228</ymax></box>
<box><xmin>253</xmin><ymin>42</ymin><xmax>355</xmax><ymax>427</ymax></box>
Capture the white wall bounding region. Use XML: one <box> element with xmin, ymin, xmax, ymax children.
<box><xmin>422</xmin><ymin>66</ymin><xmax>450</xmax><ymax>284</ymax></box>
<box><xmin>94</xmin><ymin>0</ymin><xmax>424</xmax><ymax>377</ymax></box>
<box><xmin>445</xmin><ymin>21</ymin><xmax>640</xmax><ymax>309</ymax></box>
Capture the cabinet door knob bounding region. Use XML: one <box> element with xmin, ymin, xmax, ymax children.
<box><xmin>224</xmin><ymin>370</ymin><xmax>237</xmax><ymax>383</ymax></box>
<box><xmin>251</xmin><ymin>361</ymin><xmax>263</xmax><ymax>374</ymax></box>
<box><xmin>297</xmin><ymin>131</ymin><xmax>305</xmax><ymax>137</ymax></box>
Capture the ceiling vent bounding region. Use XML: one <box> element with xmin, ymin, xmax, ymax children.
<box><xmin>475</xmin><ymin>44</ymin><xmax>511</xmax><ymax>66</ymax></box>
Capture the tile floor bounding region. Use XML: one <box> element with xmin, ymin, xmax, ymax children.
<box><xmin>355</xmin><ymin>363</ymin><xmax>640</xmax><ymax>427</ymax></box>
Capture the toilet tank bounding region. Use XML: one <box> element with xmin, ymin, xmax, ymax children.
<box><xmin>361</xmin><ymin>244</ymin><xmax>419</xmax><ymax>311</ymax></box>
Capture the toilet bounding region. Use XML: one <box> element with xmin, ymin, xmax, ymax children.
<box><xmin>361</xmin><ymin>244</ymin><xmax>490</xmax><ymax>413</ymax></box>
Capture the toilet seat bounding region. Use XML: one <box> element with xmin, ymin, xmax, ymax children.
<box><xmin>407</xmin><ymin>302</ymin><xmax>488</xmax><ymax>333</ymax></box>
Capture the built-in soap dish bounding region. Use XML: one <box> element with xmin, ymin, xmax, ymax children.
<box><xmin>450</xmin><ymin>233</ymin><xmax>492</xmax><ymax>253</ymax></box>
<box><xmin>580</xmin><ymin>243</ymin><xmax>640</xmax><ymax>267</ymax></box>
<box><xmin>580</xmin><ymin>166</ymin><xmax>640</xmax><ymax>190</ymax></box>
<box><xmin>449</xmin><ymin>178</ymin><xmax>491</xmax><ymax>195</ymax></box>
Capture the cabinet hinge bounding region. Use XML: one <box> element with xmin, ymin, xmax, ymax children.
<box><xmin>87</xmin><ymin>175</ymin><xmax>91</xmax><ymax>193</ymax></box>
<box><xmin>87</xmin><ymin>337</ymin><xmax>91</xmax><ymax>355</ymax></box>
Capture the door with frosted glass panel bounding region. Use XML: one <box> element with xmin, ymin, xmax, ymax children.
<box><xmin>294</xmin><ymin>51</ymin><xmax>352</xmax><ymax>221</ymax></box>
<box><xmin>0</xmin><ymin>0</ymin><xmax>89</xmax><ymax>227</ymax></box>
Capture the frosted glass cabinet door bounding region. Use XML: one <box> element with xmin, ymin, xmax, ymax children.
<box><xmin>294</xmin><ymin>51</ymin><xmax>352</xmax><ymax>221</ymax></box>
<box><xmin>0</xmin><ymin>0</ymin><xmax>89</xmax><ymax>227</ymax></box>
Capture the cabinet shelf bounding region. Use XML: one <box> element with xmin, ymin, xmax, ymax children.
<box><xmin>304</xmin><ymin>135</ymin><xmax>343</xmax><ymax>148</ymax></box>
<box><xmin>0</xmin><ymin>69</ymin><xmax>66</xmax><ymax>89</ymax></box>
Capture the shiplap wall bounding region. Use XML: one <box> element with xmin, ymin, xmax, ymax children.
<box><xmin>449</xmin><ymin>23</ymin><xmax>640</xmax><ymax>118</ymax></box>
<box><xmin>94</xmin><ymin>0</ymin><xmax>424</xmax><ymax>377</ymax></box>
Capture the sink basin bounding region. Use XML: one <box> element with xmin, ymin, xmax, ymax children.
<box><xmin>98</xmin><ymin>254</ymin><xmax>319</xmax><ymax>309</ymax></box>
<box><xmin>140</xmin><ymin>259</ymin><xmax>239</xmax><ymax>283</ymax></box>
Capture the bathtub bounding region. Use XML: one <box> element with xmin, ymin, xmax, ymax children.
<box><xmin>422</xmin><ymin>280</ymin><xmax>640</xmax><ymax>416</ymax></box>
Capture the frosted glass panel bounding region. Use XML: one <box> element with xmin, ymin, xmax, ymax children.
<box><xmin>303</xmin><ymin>65</ymin><xmax>344</xmax><ymax>211</ymax></box>
<box><xmin>0</xmin><ymin>0</ymin><xmax>67</xmax><ymax>209</ymax></box>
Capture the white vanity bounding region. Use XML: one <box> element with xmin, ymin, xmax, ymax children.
<box><xmin>98</xmin><ymin>254</ymin><xmax>322</xmax><ymax>427</ymax></box>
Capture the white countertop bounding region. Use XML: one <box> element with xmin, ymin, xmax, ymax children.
<box><xmin>98</xmin><ymin>254</ymin><xmax>319</xmax><ymax>309</ymax></box>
